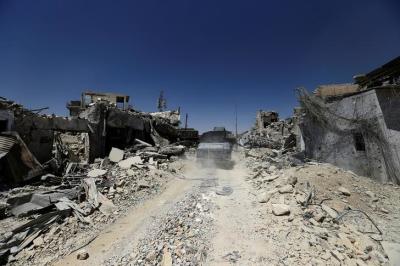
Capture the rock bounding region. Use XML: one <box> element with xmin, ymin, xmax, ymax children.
<box><xmin>287</xmin><ymin>176</ymin><xmax>297</xmax><ymax>185</ymax></box>
<box><xmin>33</xmin><ymin>236</ymin><xmax>44</xmax><ymax>247</ymax></box>
<box><xmin>330</xmin><ymin>250</ymin><xmax>344</xmax><ymax>261</ymax></box>
<box><xmin>338</xmin><ymin>187</ymin><xmax>351</xmax><ymax>196</ymax></box>
<box><xmin>146</xmin><ymin>250</ymin><xmax>158</xmax><ymax>261</ymax></box>
<box><xmin>278</xmin><ymin>185</ymin><xmax>293</xmax><ymax>194</ymax></box>
<box><xmin>258</xmin><ymin>189</ymin><xmax>277</xmax><ymax>203</ymax></box>
<box><xmin>365</xmin><ymin>191</ymin><xmax>375</xmax><ymax>198</ymax></box>
<box><xmin>109</xmin><ymin>147</ymin><xmax>124</xmax><ymax>163</ymax></box>
<box><xmin>272</xmin><ymin>204</ymin><xmax>290</xmax><ymax>216</ymax></box>
<box><xmin>321</xmin><ymin>204</ymin><xmax>338</xmax><ymax>219</ymax></box>
<box><xmin>269</xmin><ymin>165</ymin><xmax>277</xmax><ymax>172</ymax></box>
<box><xmin>264</xmin><ymin>174</ymin><xmax>279</xmax><ymax>182</ymax></box>
<box><xmin>118</xmin><ymin>156</ymin><xmax>143</xmax><ymax>169</ymax></box>
<box><xmin>137</xmin><ymin>180</ymin><xmax>151</xmax><ymax>190</ymax></box>
<box><xmin>87</xmin><ymin>168</ymin><xmax>107</xmax><ymax>178</ymax></box>
<box><xmin>161</xmin><ymin>249</ymin><xmax>172</xmax><ymax>266</ymax></box>
<box><xmin>313</xmin><ymin>212</ymin><xmax>325</xmax><ymax>222</ymax></box>
<box><xmin>77</xmin><ymin>249</ymin><xmax>89</xmax><ymax>260</ymax></box>
<box><xmin>127</xmin><ymin>169</ymin><xmax>135</xmax><ymax>176</ymax></box>
<box><xmin>380</xmin><ymin>207</ymin><xmax>389</xmax><ymax>214</ymax></box>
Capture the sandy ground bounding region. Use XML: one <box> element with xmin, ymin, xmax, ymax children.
<box><xmin>206</xmin><ymin>155</ymin><xmax>269</xmax><ymax>265</ymax></box>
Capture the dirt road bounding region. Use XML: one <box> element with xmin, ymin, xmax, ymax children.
<box><xmin>54</xmin><ymin>153</ymin><xmax>271</xmax><ymax>265</ymax></box>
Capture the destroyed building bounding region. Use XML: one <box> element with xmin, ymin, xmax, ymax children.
<box><xmin>239</xmin><ymin>110</ymin><xmax>295</xmax><ymax>151</ymax></box>
<box><xmin>298</xmin><ymin>56</ymin><xmax>400</xmax><ymax>184</ymax></box>
<box><xmin>67</xmin><ymin>91</ymin><xmax>130</xmax><ymax>117</ymax></box>
<box><xmin>256</xmin><ymin>110</ymin><xmax>279</xmax><ymax>133</ymax></box>
<box><xmin>0</xmin><ymin>92</ymin><xmax>185</xmax><ymax>186</ymax></box>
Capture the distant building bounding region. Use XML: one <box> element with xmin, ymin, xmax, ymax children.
<box><xmin>67</xmin><ymin>91</ymin><xmax>130</xmax><ymax>117</ymax></box>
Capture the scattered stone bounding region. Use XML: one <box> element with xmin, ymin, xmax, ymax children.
<box><xmin>87</xmin><ymin>168</ymin><xmax>107</xmax><ymax>178</ymax></box>
<box><xmin>258</xmin><ymin>189</ymin><xmax>277</xmax><ymax>203</ymax></box>
<box><xmin>264</xmin><ymin>174</ymin><xmax>279</xmax><ymax>182</ymax></box>
<box><xmin>118</xmin><ymin>156</ymin><xmax>143</xmax><ymax>169</ymax></box>
<box><xmin>330</xmin><ymin>250</ymin><xmax>344</xmax><ymax>261</ymax></box>
<box><xmin>321</xmin><ymin>204</ymin><xmax>338</xmax><ymax>219</ymax></box>
<box><xmin>109</xmin><ymin>147</ymin><xmax>124</xmax><ymax>162</ymax></box>
<box><xmin>76</xmin><ymin>249</ymin><xmax>89</xmax><ymax>260</ymax></box>
<box><xmin>313</xmin><ymin>212</ymin><xmax>325</xmax><ymax>222</ymax></box>
<box><xmin>137</xmin><ymin>180</ymin><xmax>151</xmax><ymax>190</ymax></box>
<box><xmin>287</xmin><ymin>176</ymin><xmax>297</xmax><ymax>185</ymax></box>
<box><xmin>272</xmin><ymin>204</ymin><xmax>291</xmax><ymax>216</ymax></box>
<box><xmin>161</xmin><ymin>249</ymin><xmax>172</xmax><ymax>266</ymax></box>
<box><xmin>338</xmin><ymin>186</ymin><xmax>351</xmax><ymax>196</ymax></box>
<box><xmin>278</xmin><ymin>185</ymin><xmax>293</xmax><ymax>194</ymax></box>
<box><xmin>380</xmin><ymin>207</ymin><xmax>389</xmax><ymax>214</ymax></box>
<box><xmin>33</xmin><ymin>236</ymin><xmax>44</xmax><ymax>247</ymax></box>
<box><xmin>365</xmin><ymin>191</ymin><xmax>375</xmax><ymax>198</ymax></box>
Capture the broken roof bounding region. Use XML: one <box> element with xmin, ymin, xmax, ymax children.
<box><xmin>354</xmin><ymin>56</ymin><xmax>400</xmax><ymax>88</ymax></box>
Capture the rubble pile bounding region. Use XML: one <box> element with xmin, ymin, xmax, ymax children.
<box><xmin>107</xmin><ymin>190</ymin><xmax>213</xmax><ymax>266</ymax></box>
<box><xmin>239</xmin><ymin>118</ymin><xmax>296</xmax><ymax>151</ymax></box>
<box><xmin>245</xmin><ymin>148</ymin><xmax>400</xmax><ymax>265</ymax></box>
<box><xmin>0</xmin><ymin>143</ymin><xmax>186</xmax><ymax>265</ymax></box>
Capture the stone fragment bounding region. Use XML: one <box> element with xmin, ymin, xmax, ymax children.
<box><xmin>87</xmin><ymin>169</ymin><xmax>107</xmax><ymax>178</ymax></box>
<box><xmin>258</xmin><ymin>189</ymin><xmax>277</xmax><ymax>203</ymax></box>
<box><xmin>287</xmin><ymin>176</ymin><xmax>298</xmax><ymax>185</ymax></box>
<box><xmin>161</xmin><ymin>249</ymin><xmax>172</xmax><ymax>266</ymax></box>
<box><xmin>264</xmin><ymin>174</ymin><xmax>279</xmax><ymax>182</ymax></box>
<box><xmin>109</xmin><ymin>147</ymin><xmax>124</xmax><ymax>162</ymax></box>
<box><xmin>338</xmin><ymin>187</ymin><xmax>351</xmax><ymax>196</ymax></box>
<box><xmin>272</xmin><ymin>204</ymin><xmax>290</xmax><ymax>216</ymax></box>
<box><xmin>365</xmin><ymin>191</ymin><xmax>375</xmax><ymax>198</ymax></box>
<box><xmin>321</xmin><ymin>204</ymin><xmax>338</xmax><ymax>219</ymax></box>
<box><xmin>77</xmin><ymin>249</ymin><xmax>89</xmax><ymax>260</ymax></box>
<box><xmin>380</xmin><ymin>207</ymin><xmax>389</xmax><ymax>214</ymax></box>
<box><xmin>313</xmin><ymin>212</ymin><xmax>325</xmax><ymax>222</ymax></box>
<box><xmin>278</xmin><ymin>185</ymin><xmax>293</xmax><ymax>194</ymax></box>
<box><xmin>330</xmin><ymin>250</ymin><xmax>344</xmax><ymax>262</ymax></box>
<box><xmin>33</xmin><ymin>236</ymin><xmax>44</xmax><ymax>247</ymax></box>
<box><xmin>118</xmin><ymin>156</ymin><xmax>143</xmax><ymax>169</ymax></box>
<box><xmin>137</xmin><ymin>180</ymin><xmax>151</xmax><ymax>190</ymax></box>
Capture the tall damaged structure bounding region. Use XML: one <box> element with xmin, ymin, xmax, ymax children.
<box><xmin>298</xmin><ymin>56</ymin><xmax>400</xmax><ymax>184</ymax></box>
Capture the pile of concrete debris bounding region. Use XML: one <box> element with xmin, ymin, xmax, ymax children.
<box><xmin>0</xmin><ymin>142</ymin><xmax>186</xmax><ymax>265</ymax></box>
<box><xmin>239</xmin><ymin>111</ymin><xmax>297</xmax><ymax>152</ymax></box>
<box><xmin>245</xmin><ymin>147</ymin><xmax>400</xmax><ymax>265</ymax></box>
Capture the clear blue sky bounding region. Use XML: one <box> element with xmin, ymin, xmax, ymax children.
<box><xmin>0</xmin><ymin>0</ymin><xmax>399</xmax><ymax>133</ymax></box>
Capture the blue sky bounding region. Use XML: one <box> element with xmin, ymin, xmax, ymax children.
<box><xmin>0</xmin><ymin>0</ymin><xmax>399</xmax><ymax>133</ymax></box>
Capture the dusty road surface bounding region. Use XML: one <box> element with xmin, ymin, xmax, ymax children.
<box><xmin>53</xmin><ymin>152</ymin><xmax>272</xmax><ymax>265</ymax></box>
<box><xmin>51</xmin><ymin>150</ymin><xmax>398</xmax><ymax>265</ymax></box>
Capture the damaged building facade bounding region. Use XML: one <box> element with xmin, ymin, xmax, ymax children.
<box><xmin>0</xmin><ymin>92</ymin><xmax>183</xmax><ymax>186</ymax></box>
<box><xmin>298</xmin><ymin>56</ymin><xmax>400</xmax><ymax>184</ymax></box>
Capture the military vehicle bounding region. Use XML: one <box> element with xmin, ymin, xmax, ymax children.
<box><xmin>196</xmin><ymin>127</ymin><xmax>235</xmax><ymax>168</ymax></box>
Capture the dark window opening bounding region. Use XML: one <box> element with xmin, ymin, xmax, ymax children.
<box><xmin>0</xmin><ymin>120</ymin><xmax>8</xmax><ymax>132</ymax></box>
<box><xmin>116</xmin><ymin>96</ymin><xmax>125</xmax><ymax>109</ymax></box>
<box><xmin>353</xmin><ymin>133</ymin><xmax>365</xmax><ymax>151</ymax></box>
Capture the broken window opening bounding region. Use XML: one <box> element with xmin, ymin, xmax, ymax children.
<box><xmin>353</xmin><ymin>132</ymin><xmax>366</xmax><ymax>151</ymax></box>
<box><xmin>0</xmin><ymin>120</ymin><xmax>8</xmax><ymax>132</ymax></box>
